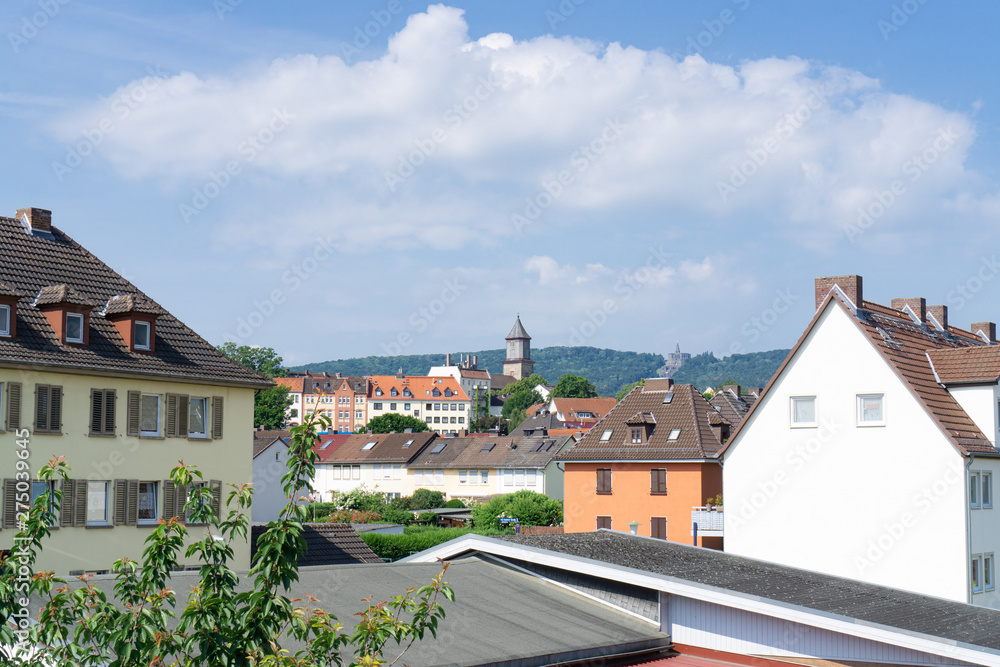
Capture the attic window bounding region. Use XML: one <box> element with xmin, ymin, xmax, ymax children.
<box><xmin>320</xmin><ymin>440</ymin><xmax>332</xmax><ymax>450</ymax></box>
<box><xmin>430</xmin><ymin>442</ymin><xmax>446</xmax><ymax>454</ymax></box>
<box><xmin>390</xmin><ymin>388</ymin><xmax>398</xmax><ymax>397</ymax></box>
<box><xmin>0</xmin><ymin>304</ymin><xmax>9</xmax><ymax>337</ymax></box>
<box><xmin>362</xmin><ymin>441</ymin><xmax>377</xmax><ymax>451</ymax></box>
<box><xmin>444</xmin><ymin>388</ymin><xmax>453</xmax><ymax>397</ymax></box>
<box><xmin>480</xmin><ymin>442</ymin><xmax>495</xmax><ymax>452</ymax></box>
<box><xmin>600</xmin><ymin>429</ymin><xmax>613</xmax><ymax>442</ymax></box>
<box><xmin>667</xmin><ymin>428</ymin><xmax>681</xmax><ymax>441</ymax></box>
<box><xmin>134</xmin><ymin>321</ymin><xmax>151</xmax><ymax>350</ymax></box>
<box><xmin>403</xmin><ymin>388</ymin><xmax>412</xmax><ymax>397</ymax></box>
<box><xmin>530</xmin><ymin>441</ymin><xmax>543</xmax><ymax>452</ymax></box>
<box><xmin>403</xmin><ymin>439</ymin><xmax>414</xmax><ymax>447</ymax></box>
<box><xmin>65</xmin><ymin>313</ymin><xmax>84</xmax><ymax>344</ymax></box>
<box><xmin>543</xmin><ymin>441</ymin><xmax>555</xmax><ymax>452</ymax></box>
<box><xmin>576</xmin><ymin>411</ymin><xmax>593</xmax><ymax>418</ymax></box>
<box><xmin>432</xmin><ymin>388</ymin><xmax>441</xmax><ymax>397</ymax></box>
<box><xmin>375</xmin><ymin>389</ymin><xmax>383</xmax><ymax>397</ymax></box>
<box><xmin>662</xmin><ymin>393</ymin><xmax>673</xmax><ymax>404</ymax></box>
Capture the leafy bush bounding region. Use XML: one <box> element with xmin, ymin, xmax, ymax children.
<box><xmin>471</xmin><ymin>490</ymin><xmax>563</xmax><ymax>531</ymax></box>
<box><xmin>408</xmin><ymin>488</ymin><xmax>445</xmax><ymax>510</ymax></box>
<box><xmin>362</xmin><ymin>528</ymin><xmax>472</xmax><ymax>561</ymax></box>
<box><xmin>331</xmin><ymin>487</ymin><xmax>389</xmax><ymax>512</ymax></box>
<box><xmin>324</xmin><ymin>509</ymin><xmax>384</xmax><ymax>524</ymax></box>
<box><xmin>442</xmin><ymin>499</ymin><xmax>465</xmax><ymax>508</ymax></box>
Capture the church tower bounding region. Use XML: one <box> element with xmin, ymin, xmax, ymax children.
<box><xmin>503</xmin><ymin>314</ymin><xmax>535</xmax><ymax>380</ymax></box>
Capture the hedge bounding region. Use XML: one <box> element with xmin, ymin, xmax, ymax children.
<box><xmin>362</xmin><ymin>527</ymin><xmax>472</xmax><ymax>561</ymax></box>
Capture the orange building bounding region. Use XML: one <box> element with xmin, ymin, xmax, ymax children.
<box><xmin>558</xmin><ymin>378</ymin><xmax>725</xmax><ymax>549</ymax></box>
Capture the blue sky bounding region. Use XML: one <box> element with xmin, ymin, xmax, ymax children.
<box><xmin>3</xmin><ymin>1</ymin><xmax>1000</xmax><ymax>367</ymax></box>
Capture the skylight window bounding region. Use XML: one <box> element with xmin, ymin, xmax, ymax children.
<box><xmin>362</xmin><ymin>441</ymin><xmax>377</xmax><ymax>451</ymax></box>
<box><xmin>430</xmin><ymin>442</ymin><xmax>446</xmax><ymax>454</ymax></box>
<box><xmin>600</xmin><ymin>429</ymin><xmax>613</xmax><ymax>442</ymax></box>
<box><xmin>662</xmin><ymin>393</ymin><xmax>674</xmax><ymax>404</ymax></box>
<box><xmin>480</xmin><ymin>442</ymin><xmax>495</xmax><ymax>452</ymax></box>
<box><xmin>667</xmin><ymin>429</ymin><xmax>681</xmax><ymax>441</ymax></box>
<box><xmin>320</xmin><ymin>440</ymin><xmax>332</xmax><ymax>450</ymax></box>
<box><xmin>403</xmin><ymin>439</ymin><xmax>414</xmax><ymax>447</ymax></box>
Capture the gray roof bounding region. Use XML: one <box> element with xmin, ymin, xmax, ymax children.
<box><xmin>251</xmin><ymin>523</ymin><xmax>382</xmax><ymax>566</ymax></box>
<box><xmin>39</xmin><ymin>557</ymin><xmax>670</xmax><ymax>666</ymax></box>
<box><xmin>506</xmin><ymin>314</ymin><xmax>530</xmax><ymax>340</ymax></box>
<box><xmin>252</xmin><ymin>430</ymin><xmax>291</xmax><ymax>458</ymax></box>
<box><xmin>500</xmin><ymin>531</ymin><xmax>1000</xmax><ymax>651</ymax></box>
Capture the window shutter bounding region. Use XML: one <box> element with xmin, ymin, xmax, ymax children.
<box><xmin>126</xmin><ymin>480</ymin><xmax>139</xmax><ymax>525</ymax></box>
<box><xmin>50</xmin><ymin>386</ymin><xmax>62</xmax><ymax>433</ymax></box>
<box><xmin>60</xmin><ymin>480</ymin><xmax>76</xmax><ymax>527</ymax></box>
<box><xmin>127</xmin><ymin>391</ymin><xmax>141</xmax><ymax>436</ymax></box>
<box><xmin>73</xmin><ymin>480</ymin><xmax>87</xmax><ymax>527</ymax></box>
<box><xmin>103</xmin><ymin>390</ymin><xmax>116</xmax><ymax>435</ymax></box>
<box><xmin>114</xmin><ymin>479</ymin><xmax>127</xmax><ymax>525</ymax></box>
<box><xmin>211</xmin><ymin>396</ymin><xmax>224</xmax><ymax>439</ymax></box>
<box><xmin>35</xmin><ymin>384</ymin><xmax>49</xmax><ymax>431</ymax></box>
<box><xmin>6</xmin><ymin>382</ymin><xmax>21</xmax><ymax>430</ymax></box>
<box><xmin>91</xmin><ymin>390</ymin><xmax>103</xmax><ymax>435</ymax></box>
<box><xmin>210</xmin><ymin>479</ymin><xmax>222</xmax><ymax>520</ymax></box>
<box><xmin>162</xmin><ymin>480</ymin><xmax>175</xmax><ymax>520</ymax></box>
<box><xmin>2</xmin><ymin>479</ymin><xmax>16</xmax><ymax>529</ymax></box>
<box><xmin>165</xmin><ymin>394</ymin><xmax>177</xmax><ymax>437</ymax></box>
<box><xmin>177</xmin><ymin>395</ymin><xmax>189</xmax><ymax>437</ymax></box>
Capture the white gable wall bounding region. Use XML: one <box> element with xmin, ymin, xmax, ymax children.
<box><xmin>724</xmin><ymin>304</ymin><xmax>970</xmax><ymax>602</ymax></box>
<box><xmin>252</xmin><ymin>440</ymin><xmax>293</xmax><ymax>522</ymax></box>
<box><xmin>949</xmin><ymin>385</ymin><xmax>999</xmax><ymax>447</ymax></box>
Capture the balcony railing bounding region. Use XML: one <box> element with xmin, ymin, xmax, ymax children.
<box><xmin>691</xmin><ymin>506</ymin><xmax>723</xmax><ymax>537</ymax></box>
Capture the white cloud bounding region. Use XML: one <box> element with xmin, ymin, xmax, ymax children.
<box><xmin>50</xmin><ymin>3</ymin><xmax>982</xmax><ymax>256</ymax></box>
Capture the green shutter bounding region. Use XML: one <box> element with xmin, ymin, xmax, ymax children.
<box><xmin>211</xmin><ymin>397</ymin><xmax>224</xmax><ymax>439</ymax></box>
<box><xmin>127</xmin><ymin>391</ymin><xmax>141</xmax><ymax>436</ymax></box>
<box><xmin>6</xmin><ymin>382</ymin><xmax>21</xmax><ymax>431</ymax></box>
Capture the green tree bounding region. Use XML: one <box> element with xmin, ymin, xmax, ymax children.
<box><xmin>615</xmin><ymin>378</ymin><xmax>644</xmax><ymax>401</ymax></box>
<box><xmin>552</xmin><ymin>374</ymin><xmax>597</xmax><ymax>398</ymax></box>
<box><xmin>220</xmin><ymin>342</ymin><xmax>293</xmax><ymax>429</ymax></box>
<box><xmin>362</xmin><ymin>413</ymin><xmax>430</xmax><ymax>433</ymax></box>
<box><xmin>0</xmin><ymin>411</ymin><xmax>454</xmax><ymax>666</ymax></box>
<box><xmin>495</xmin><ymin>373</ymin><xmax>548</xmax><ymax>397</ymax></box>
<box><xmin>506</xmin><ymin>408</ymin><xmax>529</xmax><ymax>430</ymax></box>
<box><xmin>470</xmin><ymin>414</ymin><xmax>508</xmax><ymax>435</ymax></box>
<box><xmin>471</xmin><ymin>490</ymin><xmax>563</xmax><ymax>531</ymax></box>
<box><xmin>501</xmin><ymin>389</ymin><xmax>543</xmax><ymax>419</ymax></box>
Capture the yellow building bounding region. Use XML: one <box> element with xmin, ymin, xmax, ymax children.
<box><xmin>0</xmin><ymin>208</ymin><xmax>270</xmax><ymax>575</ymax></box>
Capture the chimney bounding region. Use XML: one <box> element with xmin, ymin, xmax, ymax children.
<box><xmin>927</xmin><ymin>305</ymin><xmax>948</xmax><ymax>331</ymax></box>
<box><xmin>725</xmin><ymin>384</ymin><xmax>741</xmax><ymax>397</ymax></box>
<box><xmin>473</xmin><ymin>355</ymin><xmax>478</xmax><ymax>367</ymax></box>
<box><xmin>16</xmin><ymin>207</ymin><xmax>52</xmax><ymax>232</ymax></box>
<box><xmin>814</xmin><ymin>275</ymin><xmax>863</xmax><ymax>311</ymax></box>
<box><xmin>891</xmin><ymin>298</ymin><xmax>926</xmax><ymax>324</ymax></box>
<box><xmin>971</xmin><ymin>322</ymin><xmax>997</xmax><ymax>344</ymax></box>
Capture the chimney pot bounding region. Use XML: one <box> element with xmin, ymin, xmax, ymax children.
<box><xmin>971</xmin><ymin>322</ymin><xmax>997</xmax><ymax>344</ymax></box>
<box><xmin>891</xmin><ymin>298</ymin><xmax>926</xmax><ymax>323</ymax></box>
<box><xmin>815</xmin><ymin>275</ymin><xmax>863</xmax><ymax>311</ymax></box>
<box><xmin>927</xmin><ymin>305</ymin><xmax>948</xmax><ymax>331</ymax></box>
<box><xmin>16</xmin><ymin>207</ymin><xmax>52</xmax><ymax>232</ymax></box>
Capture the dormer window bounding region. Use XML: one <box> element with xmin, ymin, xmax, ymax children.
<box><xmin>444</xmin><ymin>388</ymin><xmax>453</xmax><ymax>397</ymax></box>
<box><xmin>390</xmin><ymin>387</ymin><xmax>398</xmax><ymax>397</ymax></box>
<box><xmin>375</xmin><ymin>388</ymin><xmax>383</xmax><ymax>397</ymax></box>
<box><xmin>432</xmin><ymin>388</ymin><xmax>441</xmax><ymax>397</ymax></box>
<box><xmin>134</xmin><ymin>321</ymin><xmax>151</xmax><ymax>350</ymax></box>
<box><xmin>403</xmin><ymin>388</ymin><xmax>412</xmax><ymax>397</ymax></box>
<box><xmin>0</xmin><ymin>304</ymin><xmax>10</xmax><ymax>337</ymax></box>
<box><xmin>65</xmin><ymin>313</ymin><xmax>84</xmax><ymax>343</ymax></box>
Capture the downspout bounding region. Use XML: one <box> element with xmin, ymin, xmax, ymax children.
<box><xmin>967</xmin><ymin>452</ymin><xmax>976</xmax><ymax>604</ymax></box>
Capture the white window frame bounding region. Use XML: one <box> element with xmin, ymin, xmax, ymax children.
<box><xmin>667</xmin><ymin>428</ymin><xmax>681</xmax><ymax>441</ymax></box>
<box><xmin>87</xmin><ymin>480</ymin><xmax>109</xmax><ymax>526</ymax></box>
<box><xmin>352</xmin><ymin>465</ymin><xmax>360</xmax><ymax>480</ymax></box>
<box><xmin>392</xmin><ymin>464</ymin><xmax>401</xmax><ymax>480</ymax></box>
<box><xmin>481</xmin><ymin>469</ymin><xmax>489</xmax><ymax>485</ymax></box>
<box><xmin>65</xmin><ymin>312</ymin><xmax>84</xmax><ymax>344</ymax></box>
<box><xmin>137</xmin><ymin>481</ymin><xmax>158</xmax><ymax>525</ymax></box>
<box><xmin>414</xmin><ymin>469</ymin><xmax>423</xmax><ymax>485</ymax></box>
<box><xmin>434</xmin><ymin>469</ymin><xmax>444</xmax><ymax>485</ymax></box>
<box><xmin>333</xmin><ymin>466</ymin><xmax>342</xmax><ymax>480</ymax></box>
<box><xmin>0</xmin><ymin>304</ymin><xmax>10</xmax><ymax>337</ymax></box>
<box><xmin>986</xmin><ymin>553</ymin><xmax>996</xmax><ymax>592</ymax></box>
<box><xmin>972</xmin><ymin>554</ymin><xmax>984</xmax><ymax>593</ymax></box>
<box><xmin>140</xmin><ymin>394</ymin><xmax>161</xmax><ymax>437</ymax></box>
<box><xmin>600</xmin><ymin>429</ymin><xmax>613</xmax><ymax>442</ymax></box>
<box><xmin>188</xmin><ymin>397</ymin><xmax>208</xmax><ymax>438</ymax></box>
<box><xmin>856</xmin><ymin>393</ymin><xmax>885</xmax><ymax>426</ymax></box>
<box><xmin>790</xmin><ymin>395</ymin><xmax>817</xmax><ymax>427</ymax></box>
<box><xmin>134</xmin><ymin>321</ymin><xmax>151</xmax><ymax>350</ymax></box>
<box><xmin>971</xmin><ymin>471</ymin><xmax>981</xmax><ymax>509</ymax></box>
<box><xmin>459</xmin><ymin>470</ymin><xmax>468</xmax><ymax>485</ymax></box>
<box><xmin>983</xmin><ymin>472</ymin><xmax>993</xmax><ymax>509</ymax></box>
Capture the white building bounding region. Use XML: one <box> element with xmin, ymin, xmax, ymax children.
<box><xmin>368</xmin><ymin>374</ymin><xmax>470</xmax><ymax>435</ymax></box>
<box><xmin>721</xmin><ymin>275</ymin><xmax>1000</xmax><ymax>607</ymax></box>
<box><xmin>429</xmin><ymin>353</ymin><xmax>492</xmax><ymax>422</ymax></box>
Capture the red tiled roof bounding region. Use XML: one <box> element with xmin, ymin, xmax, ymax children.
<box><xmin>313</xmin><ymin>433</ymin><xmax>352</xmax><ymax>462</ymax></box>
<box><xmin>551</xmin><ymin>397</ymin><xmax>617</xmax><ymax>420</ymax></box>
<box><xmin>276</xmin><ymin>377</ymin><xmax>306</xmax><ymax>393</ymax></box>
<box><xmin>369</xmin><ymin>375</ymin><xmax>468</xmax><ymax>401</ymax></box>
<box><xmin>927</xmin><ymin>347</ymin><xmax>1000</xmax><ymax>384</ymax></box>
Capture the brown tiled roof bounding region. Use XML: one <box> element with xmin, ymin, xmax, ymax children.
<box><xmin>0</xmin><ymin>281</ymin><xmax>24</xmax><ymax>297</ymax></box>
<box><xmin>927</xmin><ymin>347</ymin><xmax>1000</xmax><ymax>385</ymax></box>
<box><xmin>252</xmin><ymin>429</ymin><xmax>292</xmax><ymax>458</ymax></box>
<box><xmin>0</xmin><ymin>215</ymin><xmax>270</xmax><ymax>387</ymax></box>
<box><xmin>723</xmin><ymin>290</ymin><xmax>998</xmax><ymax>457</ymax></box>
<box><xmin>321</xmin><ymin>432</ymin><xmax>436</xmax><ymax>464</ymax></box>
<box><xmin>625</xmin><ymin>412</ymin><xmax>656</xmax><ymax>425</ymax></box>
<box><xmin>459</xmin><ymin>368</ymin><xmax>490</xmax><ymax>380</ymax></box>
<box><xmin>551</xmin><ymin>397</ymin><xmax>616</xmax><ymax>420</ymax></box>
<box><xmin>709</xmin><ymin>388</ymin><xmax>752</xmax><ymax>426</ymax></box>
<box><xmin>408</xmin><ymin>435</ymin><xmax>573</xmax><ymax>469</ymax></box>
<box><xmin>102</xmin><ymin>293</ymin><xmax>164</xmax><ymax>316</ymax></box>
<box><xmin>490</xmin><ymin>374</ymin><xmax>516</xmax><ymax>391</ymax></box>
<box><xmin>250</xmin><ymin>523</ymin><xmax>382</xmax><ymax>566</ymax></box>
<box><xmin>35</xmin><ymin>283</ymin><xmax>95</xmax><ymax>307</ymax></box>
<box><xmin>555</xmin><ymin>383</ymin><xmax>723</xmax><ymax>461</ymax></box>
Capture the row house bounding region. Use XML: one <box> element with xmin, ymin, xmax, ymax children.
<box><xmin>557</xmin><ymin>378</ymin><xmax>725</xmax><ymax>548</ymax></box>
<box><xmin>405</xmin><ymin>434</ymin><xmax>574</xmax><ymax>500</ymax></box>
<box><xmin>367</xmin><ymin>374</ymin><xmax>470</xmax><ymax>435</ymax></box>
<box><xmin>312</xmin><ymin>432</ymin><xmax>436</xmax><ymax>500</ymax></box>
<box><xmin>0</xmin><ymin>208</ymin><xmax>269</xmax><ymax>574</ymax></box>
<box><xmin>722</xmin><ymin>275</ymin><xmax>1000</xmax><ymax>607</ymax></box>
<box><xmin>278</xmin><ymin>372</ymin><xmax>368</xmax><ymax>433</ymax></box>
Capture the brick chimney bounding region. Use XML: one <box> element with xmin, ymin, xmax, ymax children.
<box><xmin>815</xmin><ymin>275</ymin><xmax>863</xmax><ymax>310</ymax></box>
<box><xmin>891</xmin><ymin>298</ymin><xmax>926</xmax><ymax>324</ymax></box>
<box><xmin>445</xmin><ymin>353</ymin><xmax>451</xmax><ymax>366</ymax></box>
<box><xmin>16</xmin><ymin>207</ymin><xmax>51</xmax><ymax>232</ymax></box>
<box><xmin>971</xmin><ymin>322</ymin><xmax>997</xmax><ymax>344</ymax></box>
<box><xmin>927</xmin><ymin>305</ymin><xmax>948</xmax><ymax>331</ymax></box>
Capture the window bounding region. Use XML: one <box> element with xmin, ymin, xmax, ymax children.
<box><xmin>134</xmin><ymin>321</ymin><xmax>151</xmax><ymax>350</ymax></box>
<box><xmin>986</xmin><ymin>554</ymin><xmax>996</xmax><ymax>592</ymax></box>
<box><xmin>31</xmin><ymin>480</ymin><xmax>57</xmax><ymax>514</ymax></box>
<box><xmin>352</xmin><ymin>465</ymin><xmax>360</xmax><ymax>479</ymax></box>
<box><xmin>973</xmin><ymin>555</ymin><xmax>983</xmax><ymax>593</ymax></box>
<box><xmin>89</xmin><ymin>389</ymin><xmax>116</xmax><ymax>436</ymax></box>
<box><xmin>373</xmin><ymin>403</ymin><xmax>382</xmax><ymax>410</ymax></box>
<box><xmin>140</xmin><ymin>394</ymin><xmax>161</xmax><ymax>436</ymax></box>
<box><xmin>355</xmin><ymin>411</ymin><xmax>362</xmax><ymax>420</ymax></box>
<box><xmin>362</xmin><ymin>440</ymin><xmax>377</xmax><ymax>451</ymax></box>
<box><xmin>480</xmin><ymin>442</ymin><xmax>495</xmax><ymax>452</ymax></box>
<box><xmin>857</xmin><ymin>394</ymin><xmax>885</xmax><ymax>425</ymax></box>
<box><xmin>651</xmin><ymin>517</ymin><xmax>667</xmax><ymax>540</ymax></box>
<box><xmin>600</xmin><ymin>429</ymin><xmax>613</xmax><ymax>442</ymax></box>
<box><xmin>434</xmin><ymin>403</ymin><xmax>440</xmax><ymax>411</ymax></box>
<box><xmin>596</xmin><ymin>468</ymin><xmax>612</xmax><ymax>494</ymax></box>
<box><xmin>390</xmin><ymin>388</ymin><xmax>398</xmax><ymax>397</ymax></box>
<box><xmin>426</xmin><ymin>403</ymin><xmax>432</xmax><ymax>410</ymax></box>
<box><xmin>390</xmin><ymin>403</ymin><xmax>397</xmax><ymax>410</ymax></box>
<box><xmin>515</xmin><ymin>469</ymin><xmax>525</xmax><ymax>485</ymax></box>
<box><xmin>65</xmin><ymin>312</ymin><xmax>84</xmax><ymax>343</ymax></box>
<box><xmin>404</xmin><ymin>403</ymin><xmax>410</xmax><ymax>410</ymax></box>
<box><xmin>372</xmin><ymin>464</ymin><xmax>381</xmax><ymax>479</ymax></box>
<box><xmin>189</xmin><ymin>397</ymin><xmax>207</xmax><ymax>438</ymax></box>
<box><xmin>0</xmin><ymin>304</ymin><xmax>9</xmax><ymax>337</ymax></box>
<box><xmin>650</xmin><ymin>469</ymin><xmax>667</xmax><ymax>495</ymax></box>
<box><xmin>87</xmin><ymin>481</ymin><xmax>109</xmax><ymax>525</ymax></box>
<box><xmin>434</xmin><ymin>417</ymin><xmax>440</xmax><ymax>423</ymax></box>
<box><xmin>597</xmin><ymin>516</ymin><xmax>611</xmax><ymax>530</ymax></box>
<box><xmin>34</xmin><ymin>384</ymin><xmax>63</xmax><ymax>433</ymax></box>
<box><xmin>971</xmin><ymin>472</ymin><xmax>981</xmax><ymax>509</ymax></box>
<box><xmin>481</xmin><ymin>470</ymin><xmax>489</xmax><ymax>485</ymax></box>
<box><xmin>450</xmin><ymin>417</ymin><xmax>456</xmax><ymax>424</ymax></box>
<box><xmin>503</xmin><ymin>469</ymin><xmax>514</xmax><ymax>486</ymax></box>
<box><xmin>458</xmin><ymin>417</ymin><xmax>464</xmax><ymax>424</ymax></box>
<box><xmin>526</xmin><ymin>469</ymin><xmax>536</xmax><ymax>486</ymax></box>
<box><xmin>458</xmin><ymin>404</ymin><xmax>465</xmax><ymax>411</ymax></box>
<box><xmin>392</xmin><ymin>464</ymin><xmax>401</xmax><ymax>480</ymax></box>
<box><xmin>375</xmin><ymin>388</ymin><xmax>383</xmax><ymax>397</ymax></box>
<box><xmin>138</xmin><ymin>481</ymin><xmax>158</xmax><ymax>524</ymax></box>
<box><xmin>459</xmin><ymin>470</ymin><xmax>467</xmax><ymax>485</ymax></box>
<box><xmin>426</xmin><ymin>417</ymin><xmax>432</xmax><ymax>423</ymax></box>
<box><xmin>430</xmin><ymin>442</ymin><xmax>446</xmax><ymax>454</ymax></box>
<box><xmin>450</xmin><ymin>403</ymin><xmax>457</xmax><ymax>411</ymax></box>
<box><xmin>403</xmin><ymin>388</ymin><xmax>412</xmax><ymax>397</ymax></box>
<box><xmin>667</xmin><ymin>428</ymin><xmax>681</xmax><ymax>441</ymax></box>
<box><xmin>631</xmin><ymin>428</ymin><xmax>643</xmax><ymax>443</ymax></box>
<box><xmin>413</xmin><ymin>469</ymin><xmax>423</xmax><ymax>484</ymax></box>
<box><xmin>983</xmin><ymin>472</ymin><xmax>993</xmax><ymax>509</ymax></box>
<box><xmin>790</xmin><ymin>396</ymin><xmax>816</xmax><ymax>427</ymax></box>
<box><xmin>434</xmin><ymin>470</ymin><xmax>444</xmax><ymax>485</ymax></box>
